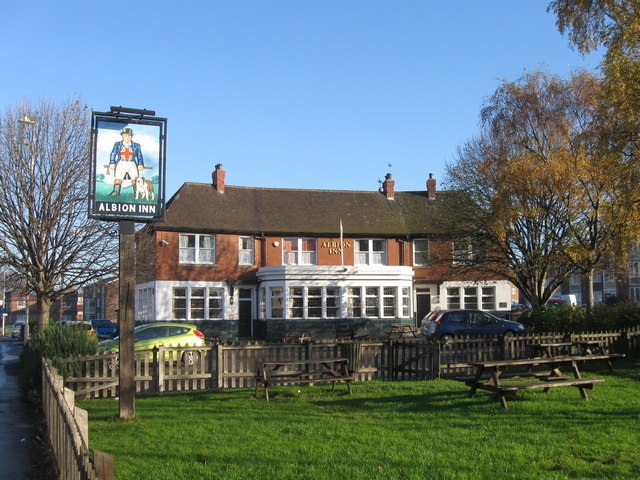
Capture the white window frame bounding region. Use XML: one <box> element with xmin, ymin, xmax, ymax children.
<box><xmin>269</xmin><ymin>287</ymin><xmax>284</xmax><ymax>318</ymax></box>
<box><xmin>481</xmin><ymin>286</ymin><xmax>496</xmax><ymax>310</ymax></box>
<box><xmin>238</xmin><ymin>236</ymin><xmax>254</xmax><ymax>266</ymax></box>
<box><xmin>179</xmin><ymin>234</ymin><xmax>215</xmax><ymax>264</ymax></box>
<box><xmin>171</xmin><ymin>286</ymin><xmax>225</xmax><ymax>320</ymax></box>
<box><xmin>413</xmin><ymin>239</ymin><xmax>429</xmax><ymax>266</ymax></box>
<box><xmin>355</xmin><ymin>239</ymin><xmax>387</xmax><ymax>265</ymax></box>
<box><xmin>283</xmin><ymin>238</ymin><xmax>317</xmax><ymax>265</ymax></box>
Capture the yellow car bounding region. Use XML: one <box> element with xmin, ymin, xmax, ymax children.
<box><xmin>59</xmin><ymin>320</ymin><xmax>97</xmax><ymax>336</ymax></box>
<box><xmin>98</xmin><ymin>322</ymin><xmax>206</xmax><ymax>367</ymax></box>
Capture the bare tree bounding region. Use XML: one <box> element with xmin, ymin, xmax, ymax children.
<box><xmin>0</xmin><ymin>97</ymin><xmax>118</xmax><ymax>332</ymax></box>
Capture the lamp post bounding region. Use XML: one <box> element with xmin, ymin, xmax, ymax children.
<box><xmin>18</xmin><ymin>115</ymin><xmax>36</xmax><ymax>341</ymax></box>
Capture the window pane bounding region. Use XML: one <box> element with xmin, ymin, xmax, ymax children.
<box><xmin>447</xmin><ymin>287</ymin><xmax>461</xmax><ymax>309</ymax></box>
<box><xmin>326</xmin><ymin>287</ymin><xmax>339</xmax><ymax>318</ymax></box>
<box><xmin>464</xmin><ymin>288</ymin><xmax>478</xmax><ymax>309</ymax></box>
<box><xmin>347</xmin><ymin>287</ymin><xmax>361</xmax><ymax>317</ymax></box>
<box><xmin>270</xmin><ymin>287</ymin><xmax>283</xmax><ymax>318</ymax></box>
<box><xmin>289</xmin><ymin>287</ymin><xmax>304</xmax><ymax>318</ymax></box>
<box><xmin>239</xmin><ymin>236</ymin><xmax>254</xmax><ymax>265</ymax></box>
<box><xmin>365</xmin><ymin>287</ymin><xmax>379</xmax><ymax>317</ymax></box>
<box><xmin>190</xmin><ymin>287</ymin><xmax>205</xmax><ymax>319</ymax></box>
<box><xmin>383</xmin><ymin>287</ymin><xmax>396</xmax><ymax>317</ymax></box>
<box><xmin>481</xmin><ymin>287</ymin><xmax>495</xmax><ymax>310</ymax></box>
<box><xmin>172</xmin><ymin>288</ymin><xmax>186</xmax><ymax>319</ymax></box>
<box><xmin>413</xmin><ymin>239</ymin><xmax>428</xmax><ymax>266</ymax></box>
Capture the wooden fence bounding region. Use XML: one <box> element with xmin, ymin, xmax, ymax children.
<box><xmin>42</xmin><ymin>360</ymin><xmax>111</xmax><ymax>480</ymax></box>
<box><xmin>62</xmin><ymin>328</ymin><xmax>638</xmax><ymax>399</ymax></box>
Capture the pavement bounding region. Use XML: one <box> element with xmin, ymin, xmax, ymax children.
<box><xmin>0</xmin><ymin>335</ymin><xmax>44</xmax><ymax>479</ymax></box>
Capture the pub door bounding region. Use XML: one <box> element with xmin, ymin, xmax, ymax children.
<box><xmin>238</xmin><ymin>288</ymin><xmax>253</xmax><ymax>338</ymax></box>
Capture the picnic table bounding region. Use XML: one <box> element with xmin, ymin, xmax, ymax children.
<box><xmin>531</xmin><ymin>340</ymin><xmax>605</xmax><ymax>358</ymax></box>
<box><xmin>255</xmin><ymin>358</ymin><xmax>353</xmax><ymax>401</ymax></box>
<box><xmin>465</xmin><ymin>356</ymin><xmax>610</xmax><ymax>408</ymax></box>
<box><xmin>280</xmin><ymin>330</ymin><xmax>312</xmax><ymax>343</ymax></box>
<box><xmin>386</xmin><ymin>323</ymin><xmax>420</xmax><ymax>340</ymax></box>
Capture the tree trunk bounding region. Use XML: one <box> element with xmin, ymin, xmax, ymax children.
<box><xmin>585</xmin><ymin>269</ymin><xmax>594</xmax><ymax>318</ymax></box>
<box><xmin>36</xmin><ymin>294</ymin><xmax>52</xmax><ymax>333</ymax></box>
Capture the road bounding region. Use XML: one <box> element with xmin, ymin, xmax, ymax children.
<box><xmin>0</xmin><ymin>336</ymin><xmax>36</xmax><ymax>479</ymax></box>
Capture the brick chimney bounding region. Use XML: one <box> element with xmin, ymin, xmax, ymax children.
<box><xmin>427</xmin><ymin>173</ymin><xmax>436</xmax><ymax>200</ymax></box>
<box><xmin>212</xmin><ymin>163</ymin><xmax>225</xmax><ymax>193</ymax></box>
<box><xmin>382</xmin><ymin>173</ymin><xmax>395</xmax><ymax>199</ymax></box>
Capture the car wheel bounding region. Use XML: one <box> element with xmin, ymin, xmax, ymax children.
<box><xmin>502</xmin><ymin>331</ymin><xmax>515</xmax><ymax>339</ymax></box>
<box><xmin>439</xmin><ymin>334</ymin><xmax>454</xmax><ymax>343</ymax></box>
<box><xmin>181</xmin><ymin>350</ymin><xmax>201</xmax><ymax>366</ymax></box>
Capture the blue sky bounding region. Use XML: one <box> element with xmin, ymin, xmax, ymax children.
<box><xmin>1</xmin><ymin>1</ymin><xmax>601</xmax><ymax>198</ymax></box>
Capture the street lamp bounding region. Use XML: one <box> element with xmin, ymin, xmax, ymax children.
<box><xmin>18</xmin><ymin>115</ymin><xmax>36</xmax><ymax>341</ymax></box>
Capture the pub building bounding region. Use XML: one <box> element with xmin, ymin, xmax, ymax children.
<box><xmin>134</xmin><ymin>164</ymin><xmax>517</xmax><ymax>341</ymax></box>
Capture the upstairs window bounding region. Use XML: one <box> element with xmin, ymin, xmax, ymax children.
<box><xmin>452</xmin><ymin>238</ymin><xmax>482</xmax><ymax>266</ymax></box>
<box><xmin>238</xmin><ymin>236</ymin><xmax>254</xmax><ymax>265</ymax></box>
<box><xmin>413</xmin><ymin>239</ymin><xmax>429</xmax><ymax>266</ymax></box>
<box><xmin>355</xmin><ymin>239</ymin><xmax>387</xmax><ymax>265</ymax></box>
<box><xmin>283</xmin><ymin>238</ymin><xmax>317</xmax><ymax>265</ymax></box>
<box><xmin>179</xmin><ymin>234</ymin><xmax>215</xmax><ymax>264</ymax></box>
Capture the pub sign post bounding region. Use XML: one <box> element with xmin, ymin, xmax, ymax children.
<box><xmin>89</xmin><ymin>107</ymin><xmax>167</xmax><ymax>418</ymax></box>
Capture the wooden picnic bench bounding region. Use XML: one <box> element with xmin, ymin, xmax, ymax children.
<box><xmin>465</xmin><ymin>356</ymin><xmax>612</xmax><ymax>408</ymax></box>
<box><xmin>280</xmin><ymin>330</ymin><xmax>312</xmax><ymax>343</ymax></box>
<box><xmin>386</xmin><ymin>323</ymin><xmax>420</xmax><ymax>340</ymax></box>
<box><xmin>255</xmin><ymin>358</ymin><xmax>353</xmax><ymax>402</ymax></box>
<box><xmin>531</xmin><ymin>339</ymin><xmax>625</xmax><ymax>371</ymax></box>
<box><xmin>531</xmin><ymin>340</ymin><xmax>604</xmax><ymax>358</ymax></box>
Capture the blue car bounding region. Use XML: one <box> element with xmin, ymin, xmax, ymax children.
<box><xmin>90</xmin><ymin>319</ymin><xmax>118</xmax><ymax>340</ymax></box>
<box><xmin>420</xmin><ymin>309</ymin><xmax>525</xmax><ymax>342</ymax></box>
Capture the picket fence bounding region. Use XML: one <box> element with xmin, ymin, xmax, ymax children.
<box><xmin>42</xmin><ymin>360</ymin><xmax>111</xmax><ymax>480</ymax></box>
<box><xmin>62</xmin><ymin>329</ymin><xmax>639</xmax><ymax>399</ymax></box>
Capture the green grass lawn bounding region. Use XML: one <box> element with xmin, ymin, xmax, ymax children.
<box><xmin>82</xmin><ymin>362</ymin><xmax>640</xmax><ymax>480</ymax></box>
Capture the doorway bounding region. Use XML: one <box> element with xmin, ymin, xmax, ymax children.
<box><xmin>238</xmin><ymin>288</ymin><xmax>253</xmax><ymax>338</ymax></box>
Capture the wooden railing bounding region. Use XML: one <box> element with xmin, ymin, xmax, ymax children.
<box><xmin>41</xmin><ymin>359</ymin><xmax>109</xmax><ymax>479</ymax></box>
<box><xmin>61</xmin><ymin>328</ymin><xmax>639</xmax><ymax>399</ymax></box>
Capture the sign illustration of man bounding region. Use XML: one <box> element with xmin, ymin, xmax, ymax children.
<box><xmin>108</xmin><ymin>127</ymin><xmax>144</xmax><ymax>196</ymax></box>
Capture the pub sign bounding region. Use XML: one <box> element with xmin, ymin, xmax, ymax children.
<box><xmin>89</xmin><ymin>110</ymin><xmax>167</xmax><ymax>222</ymax></box>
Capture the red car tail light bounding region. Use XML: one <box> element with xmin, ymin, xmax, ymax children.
<box><xmin>193</xmin><ymin>329</ymin><xmax>205</xmax><ymax>340</ymax></box>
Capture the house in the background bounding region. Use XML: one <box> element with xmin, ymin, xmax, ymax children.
<box><xmin>134</xmin><ymin>164</ymin><xmax>517</xmax><ymax>340</ymax></box>
<box><xmin>83</xmin><ymin>277</ymin><xmax>119</xmax><ymax>323</ymax></box>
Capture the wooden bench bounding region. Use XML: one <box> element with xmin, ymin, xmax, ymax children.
<box><xmin>386</xmin><ymin>324</ymin><xmax>420</xmax><ymax>340</ymax></box>
<box><xmin>467</xmin><ymin>356</ymin><xmax>610</xmax><ymax>408</ymax></box>
<box><xmin>255</xmin><ymin>358</ymin><xmax>353</xmax><ymax>402</ymax></box>
<box><xmin>280</xmin><ymin>331</ymin><xmax>312</xmax><ymax>343</ymax></box>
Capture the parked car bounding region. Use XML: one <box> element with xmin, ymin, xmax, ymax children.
<box><xmin>420</xmin><ymin>309</ymin><xmax>526</xmax><ymax>342</ymax></box>
<box><xmin>89</xmin><ymin>319</ymin><xmax>118</xmax><ymax>340</ymax></box>
<box><xmin>11</xmin><ymin>320</ymin><xmax>25</xmax><ymax>339</ymax></box>
<box><xmin>59</xmin><ymin>320</ymin><xmax>97</xmax><ymax>336</ymax></box>
<box><xmin>98</xmin><ymin>322</ymin><xmax>206</xmax><ymax>367</ymax></box>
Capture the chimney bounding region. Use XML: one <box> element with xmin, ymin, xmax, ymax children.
<box><xmin>427</xmin><ymin>173</ymin><xmax>436</xmax><ymax>200</ymax></box>
<box><xmin>383</xmin><ymin>173</ymin><xmax>395</xmax><ymax>199</ymax></box>
<box><xmin>212</xmin><ymin>163</ymin><xmax>225</xmax><ymax>193</ymax></box>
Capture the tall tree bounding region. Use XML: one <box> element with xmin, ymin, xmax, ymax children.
<box><xmin>0</xmin><ymin>97</ymin><xmax>118</xmax><ymax>332</ymax></box>
<box><xmin>550</xmin><ymin>0</ymin><xmax>640</xmax><ymax>299</ymax></box>
<box><xmin>446</xmin><ymin>69</ymin><xmax>623</xmax><ymax>308</ymax></box>
<box><xmin>549</xmin><ymin>0</ymin><xmax>640</xmax><ymax>184</ymax></box>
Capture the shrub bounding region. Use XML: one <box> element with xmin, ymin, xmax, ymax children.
<box><xmin>520</xmin><ymin>303</ymin><xmax>640</xmax><ymax>333</ymax></box>
<box><xmin>19</xmin><ymin>324</ymin><xmax>98</xmax><ymax>405</ymax></box>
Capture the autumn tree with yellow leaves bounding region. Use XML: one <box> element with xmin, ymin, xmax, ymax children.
<box><xmin>446</xmin><ymin>69</ymin><xmax>629</xmax><ymax>310</ymax></box>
